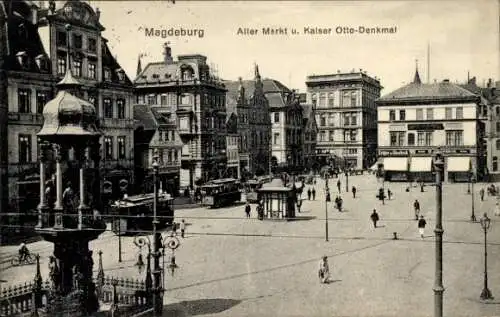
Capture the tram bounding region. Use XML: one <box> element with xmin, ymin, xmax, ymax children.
<box><xmin>110</xmin><ymin>192</ymin><xmax>174</xmax><ymax>235</ymax></box>
<box><xmin>201</xmin><ymin>178</ymin><xmax>241</xmax><ymax>208</ymax></box>
<box><xmin>244</xmin><ymin>175</ymin><xmax>272</xmax><ymax>203</ymax></box>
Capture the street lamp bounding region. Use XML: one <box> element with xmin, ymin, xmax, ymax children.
<box><xmin>467</xmin><ymin>171</ymin><xmax>472</xmax><ymax>194</ymax></box>
<box><xmin>471</xmin><ymin>175</ymin><xmax>477</xmax><ymax>222</ymax></box>
<box><xmin>432</xmin><ymin>149</ymin><xmax>445</xmax><ymax>317</ymax></box>
<box><xmin>325</xmin><ymin>174</ymin><xmax>330</xmax><ymax>242</ymax></box>
<box><xmin>479</xmin><ymin>213</ymin><xmax>494</xmax><ymax>301</ymax></box>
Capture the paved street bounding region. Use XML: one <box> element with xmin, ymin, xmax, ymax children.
<box><xmin>1</xmin><ymin>174</ymin><xmax>500</xmax><ymax>316</ymax></box>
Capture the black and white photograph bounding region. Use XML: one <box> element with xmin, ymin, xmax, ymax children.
<box><xmin>0</xmin><ymin>0</ymin><xmax>499</xmax><ymax>316</ymax></box>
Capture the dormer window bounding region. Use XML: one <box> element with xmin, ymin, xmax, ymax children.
<box><xmin>117</xmin><ymin>69</ymin><xmax>125</xmax><ymax>82</ymax></box>
<box><xmin>181</xmin><ymin>66</ymin><xmax>194</xmax><ymax>81</ymax></box>
<box><xmin>104</xmin><ymin>68</ymin><xmax>111</xmax><ymax>81</ymax></box>
<box><xmin>152</xmin><ymin>74</ymin><xmax>160</xmax><ymax>80</ymax></box>
<box><xmin>164</xmin><ymin>73</ymin><xmax>171</xmax><ymax>79</ymax></box>
<box><xmin>35</xmin><ymin>54</ymin><xmax>48</xmax><ymax>72</ymax></box>
<box><xmin>16</xmin><ymin>52</ymin><xmax>28</xmax><ymax>68</ymax></box>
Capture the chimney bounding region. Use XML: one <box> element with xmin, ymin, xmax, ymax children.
<box><xmin>163</xmin><ymin>42</ymin><xmax>173</xmax><ymax>64</ymax></box>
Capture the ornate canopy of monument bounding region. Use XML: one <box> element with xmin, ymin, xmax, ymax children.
<box><xmin>34</xmin><ymin>23</ymin><xmax>105</xmax><ymax>317</ymax></box>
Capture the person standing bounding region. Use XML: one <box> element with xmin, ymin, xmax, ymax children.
<box><xmin>245</xmin><ymin>203</ymin><xmax>251</xmax><ymax>218</ymax></box>
<box><xmin>307</xmin><ymin>188</ymin><xmax>312</xmax><ymax>200</ymax></box>
<box><xmin>370</xmin><ymin>209</ymin><xmax>379</xmax><ymax>228</ymax></box>
<box><xmin>172</xmin><ymin>221</ymin><xmax>177</xmax><ymax>235</ymax></box>
<box><xmin>387</xmin><ymin>189</ymin><xmax>392</xmax><ymax>200</ymax></box>
<box><xmin>318</xmin><ymin>256</ymin><xmax>330</xmax><ymax>284</ymax></box>
<box><xmin>418</xmin><ymin>215</ymin><xmax>427</xmax><ymax>238</ymax></box>
<box><xmin>337</xmin><ymin>180</ymin><xmax>341</xmax><ymax>193</ymax></box>
<box><xmin>480</xmin><ymin>188</ymin><xmax>485</xmax><ymax>201</ymax></box>
<box><xmin>312</xmin><ymin>188</ymin><xmax>316</xmax><ymax>200</ymax></box>
<box><xmin>352</xmin><ymin>186</ymin><xmax>357</xmax><ymax>199</ymax></box>
<box><xmin>413</xmin><ymin>199</ymin><xmax>420</xmax><ymax>220</ymax></box>
<box><xmin>180</xmin><ymin>219</ymin><xmax>186</xmax><ymax>238</ymax></box>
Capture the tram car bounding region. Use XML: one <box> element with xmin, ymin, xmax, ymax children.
<box><xmin>201</xmin><ymin>178</ymin><xmax>241</xmax><ymax>208</ymax></box>
<box><xmin>110</xmin><ymin>192</ymin><xmax>174</xmax><ymax>235</ymax></box>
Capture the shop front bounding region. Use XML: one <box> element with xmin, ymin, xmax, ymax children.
<box><xmin>447</xmin><ymin>156</ymin><xmax>472</xmax><ymax>183</ymax></box>
<box><xmin>409</xmin><ymin>156</ymin><xmax>434</xmax><ymax>182</ymax></box>
<box><xmin>382</xmin><ymin>157</ymin><xmax>409</xmax><ymax>181</ymax></box>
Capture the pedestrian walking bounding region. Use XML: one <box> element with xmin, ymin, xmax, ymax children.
<box><xmin>307</xmin><ymin>188</ymin><xmax>312</xmax><ymax>200</ymax></box>
<box><xmin>413</xmin><ymin>199</ymin><xmax>420</xmax><ymax>220</ymax></box>
<box><xmin>370</xmin><ymin>209</ymin><xmax>379</xmax><ymax>228</ymax></box>
<box><xmin>337</xmin><ymin>180</ymin><xmax>341</xmax><ymax>193</ymax></box>
<box><xmin>312</xmin><ymin>188</ymin><xmax>316</xmax><ymax>200</ymax></box>
<box><xmin>352</xmin><ymin>186</ymin><xmax>357</xmax><ymax>198</ymax></box>
<box><xmin>387</xmin><ymin>189</ymin><xmax>392</xmax><ymax>200</ymax></box>
<box><xmin>172</xmin><ymin>221</ymin><xmax>177</xmax><ymax>235</ymax></box>
<box><xmin>418</xmin><ymin>215</ymin><xmax>427</xmax><ymax>238</ymax></box>
<box><xmin>245</xmin><ymin>203</ymin><xmax>251</xmax><ymax>218</ymax></box>
<box><xmin>480</xmin><ymin>188</ymin><xmax>485</xmax><ymax>201</ymax></box>
<box><xmin>180</xmin><ymin>219</ymin><xmax>186</xmax><ymax>238</ymax></box>
<box><xmin>318</xmin><ymin>256</ymin><xmax>330</xmax><ymax>284</ymax></box>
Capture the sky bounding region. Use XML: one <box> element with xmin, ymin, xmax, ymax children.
<box><xmin>78</xmin><ymin>0</ymin><xmax>498</xmax><ymax>95</ymax></box>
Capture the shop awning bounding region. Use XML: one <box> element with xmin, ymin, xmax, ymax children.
<box><xmin>382</xmin><ymin>157</ymin><xmax>408</xmax><ymax>171</ymax></box>
<box><xmin>447</xmin><ymin>157</ymin><xmax>471</xmax><ymax>172</ymax></box>
<box><xmin>410</xmin><ymin>157</ymin><xmax>433</xmax><ymax>172</ymax></box>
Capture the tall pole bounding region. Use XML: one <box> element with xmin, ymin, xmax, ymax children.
<box><xmin>480</xmin><ymin>214</ymin><xmax>493</xmax><ymax>300</ymax></box>
<box><xmin>433</xmin><ymin>151</ymin><xmax>444</xmax><ymax>317</ymax></box>
<box><xmin>345</xmin><ymin>171</ymin><xmax>349</xmax><ymax>193</ymax></box>
<box><xmin>325</xmin><ymin>174</ymin><xmax>329</xmax><ymax>242</ymax></box>
<box><xmin>0</xmin><ymin>5</ymin><xmax>9</xmax><ymax>245</ymax></box>
<box><xmin>118</xmin><ymin>216</ymin><xmax>122</xmax><ymax>263</ymax></box>
<box><xmin>471</xmin><ymin>178</ymin><xmax>476</xmax><ymax>222</ymax></box>
<box><xmin>152</xmin><ymin>154</ymin><xmax>162</xmax><ymax>316</ymax></box>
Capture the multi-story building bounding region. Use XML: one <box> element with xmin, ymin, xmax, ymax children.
<box><xmin>264</xmin><ymin>79</ymin><xmax>303</xmax><ymax>172</ymax></box>
<box><xmin>134</xmin><ymin>43</ymin><xmax>227</xmax><ymax>188</ymax></box>
<box><xmin>2</xmin><ymin>0</ymin><xmax>134</xmax><ymax>213</ymax></box>
<box><xmin>224</xmin><ymin>66</ymin><xmax>272</xmax><ymax>177</ymax></box>
<box><xmin>376</xmin><ymin>68</ymin><xmax>484</xmax><ymax>182</ymax></box>
<box><xmin>134</xmin><ymin>105</ymin><xmax>182</xmax><ymax>195</ymax></box>
<box><xmin>299</xmin><ymin>93</ymin><xmax>318</xmax><ymax>171</ymax></box>
<box><xmin>225</xmin><ymin>102</ymin><xmax>240</xmax><ymax>179</ymax></box>
<box><xmin>305</xmin><ymin>70</ymin><xmax>381</xmax><ymax>170</ymax></box>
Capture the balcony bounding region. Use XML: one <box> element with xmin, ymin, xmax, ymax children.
<box><xmin>176</xmin><ymin>104</ymin><xmax>193</xmax><ymax>113</ymax></box>
<box><xmin>8</xmin><ymin>112</ymin><xmax>43</xmax><ymax>125</ymax></box>
<box><xmin>100</xmin><ymin>118</ymin><xmax>135</xmax><ymax>129</ymax></box>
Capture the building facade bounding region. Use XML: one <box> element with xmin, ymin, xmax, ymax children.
<box><xmin>299</xmin><ymin>93</ymin><xmax>318</xmax><ymax>171</ymax></box>
<box><xmin>224</xmin><ymin>66</ymin><xmax>272</xmax><ymax>177</ymax></box>
<box><xmin>305</xmin><ymin>71</ymin><xmax>381</xmax><ymax>170</ymax></box>
<box><xmin>134</xmin><ymin>43</ymin><xmax>227</xmax><ymax>188</ymax></box>
<box><xmin>376</xmin><ymin>69</ymin><xmax>485</xmax><ymax>182</ymax></box>
<box><xmin>263</xmin><ymin>80</ymin><xmax>303</xmax><ymax>172</ymax></box>
<box><xmin>2</xmin><ymin>0</ymin><xmax>134</xmax><ymax>213</ymax></box>
<box><xmin>134</xmin><ymin>105</ymin><xmax>181</xmax><ymax>196</ymax></box>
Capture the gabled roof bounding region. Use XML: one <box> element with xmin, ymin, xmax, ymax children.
<box><xmin>262</xmin><ymin>78</ymin><xmax>291</xmax><ymax>93</ymax></box>
<box><xmin>223</xmin><ymin>80</ymin><xmax>255</xmax><ymax>103</ymax></box>
<box><xmin>135</xmin><ymin>62</ymin><xmax>179</xmax><ymax>84</ymax></box>
<box><xmin>101</xmin><ymin>40</ymin><xmax>133</xmax><ymax>86</ymax></box>
<box><xmin>134</xmin><ymin>105</ymin><xmax>158</xmax><ymax>130</ymax></box>
<box><xmin>378</xmin><ymin>81</ymin><xmax>479</xmax><ymax>104</ymax></box>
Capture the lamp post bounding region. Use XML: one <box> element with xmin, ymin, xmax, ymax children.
<box><xmin>479</xmin><ymin>213</ymin><xmax>494</xmax><ymax>300</ymax></box>
<box><xmin>432</xmin><ymin>149</ymin><xmax>445</xmax><ymax>317</ymax></box>
<box><xmin>151</xmin><ymin>152</ymin><xmax>163</xmax><ymax>316</ymax></box>
<box><xmin>471</xmin><ymin>175</ymin><xmax>476</xmax><ymax>222</ymax></box>
<box><xmin>325</xmin><ymin>174</ymin><xmax>330</xmax><ymax>242</ymax></box>
<box><xmin>467</xmin><ymin>172</ymin><xmax>472</xmax><ymax>194</ymax></box>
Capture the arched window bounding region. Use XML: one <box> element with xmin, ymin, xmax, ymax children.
<box><xmin>493</xmin><ymin>156</ymin><xmax>498</xmax><ymax>172</ymax></box>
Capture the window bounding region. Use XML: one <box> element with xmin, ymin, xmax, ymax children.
<box><xmin>497</xmin><ymin>107</ymin><xmax>500</xmax><ymax>116</ymax></box>
<box><xmin>56</xmin><ymin>30</ymin><xmax>67</xmax><ymax>46</ymax></box>
<box><xmin>390</xmin><ymin>131</ymin><xmax>405</xmax><ymax>146</ymax></box>
<box><xmin>425</xmin><ymin>132</ymin><xmax>433</xmax><ymax>146</ymax></box>
<box><xmin>496</xmin><ymin>140</ymin><xmax>500</xmax><ymax>150</ymax></box>
<box><xmin>446</xmin><ymin>130</ymin><xmax>463</xmax><ymax>146</ymax></box>
<box><xmin>456</xmin><ymin>107</ymin><xmax>463</xmax><ymax>119</ymax></box>
<box><xmin>274</xmin><ymin>112</ymin><xmax>280</xmax><ymax>123</ymax></box>
<box><xmin>104</xmin><ymin>68</ymin><xmax>111</xmax><ymax>81</ymax></box>
<box><xmin>117</xmin><ymin>99</ymin><xmax>125</xmax><ymax>119</ymax></box>
<box><xmin>36</xmin><ymin>91</ymin><xmax>48</xmax><ymax>114</ymax></box>
<box><xmin>104</xmin><ymin>137</ymin><xmax>113</xmax><ymax>160</ymax></box>
<box><xmin>170</xmin><ymin>94</ymin><xmax>177</xmax><ymax>105</ymax></box>
<box><xmin>73</xmin><ymin>59</ymin><xmax>82</xmax><ymax>77</ymax></box>
<box><xmin>18</xmin><ymin>135</ymin><xmax>31</xmax><ymax>163</ymax></box>
<box><xmin>161</xmin><ymin>94</ymin><xmax>168</xmax><ymax>105</ymax></box>
<box><xmin>147</xmin><ymin>94</ymin><xmax>156</xmax><ymax>105</ymax></box>
<box><xmin>351</xmin><ymin>115</ymin><xmax>357</xmax><ymax>126</ymax></box>
<box><xmin>328</xmin><ymin>114</ymin><xmax>335</xmax><ymax>126</ymax></box>
<box><xmin>57</xmin><ymin>54</ymin><xmax>66</xmax><ymax>75</ymax></box>
<box><xmin>328</xmin><ymin>93</ymin><xmax>334</xmax><ymax>107</ymax></box>
<box><xmin>494</xmin><ymin>157</ymin><xmax>499</xmax><ymax>172</ymax></box>
<box><xmin>416</xmin><ymin>132</ymin><xmax>424</xmax><ymax>146</ymax></box>
<box><xmin>320</xmin><ymin>115</ymin><xmax>326</xmax><ymax>127</ymax></box>
<box><xmin>88</xmin><ymin>38</ymin><xmax>97</xmax><ymax>53</ymax></box>
<box><xmin>320</xmin><ymin>131</ymin><xmax>326</xmax><ymax>142</ymax></box>
<box><xmin>416</xmin><ymin>109</ymin><xmax>423</xmax><ymax>120</ymax></box>
<box><xmin>399</xmin><ymin>110</ymin><xmax>406</xmax><ymax>121</ymax></box>
<box><xmin>497</xmin><ymin>122</ymin><xmax>500</xmax><ymax>133</ymax></box>
<box><xmin>342</xmin><ymin>91</ymin><xmax>350</xmax><ymax>107</ymax></box>
<box><xmin>408</xmin><ymin>133</ymin><xmax>415</xmax><ymax>146</ymax></box>
<box><xmin>73</xmin><ymin>34</ymin><xmax>82</xmax><ymax>49</ymax></box>
<box><xmin>350</xmin><ymin>130</ymin><xmax>357</xmax><ymax>142</ymax></box>
<box><xmin>117</xmin><ymin>136</ymin><xmax>126</xmax><ymax>159</ymax></box>
<box><xmin>158</xmin><ymin>131</ymin><xmax>163</xmax><ymax>141</ymax></box>
<box><xmin>103</xmin><ymin>98</ymin><xmax>113</xmax><ymax>118</ymax></box>
<box><xmin>273</xmin><ymin>133</ymin><xmax>280</xmax><ymax>145</ymax></box>
<box><xmin>171</xmin><ymin>131</ymin><xmax>175</xmax><ymax>141</ymax></box>
<box><xmin>18</xmin><ymin>89</ymin><xmax>30</xmax><ymax>113</ymax></box>
<box><xmin>445</xmin><ymin>108</ymin><xmax>452</xmax><ymax>119</ymax></box>
<box><xmin>319</xmin><ymin>93</ymin><xmax>326</xmax><ymax>107</ymax></box>
<box><xmin>88</xmin><ymin>63</ymin><xmax>96</xmax><ymax>79</ymax></box>
<box><xmin>343</xmin><ymin>114</ymin><xmax>350</xmax><ymax>126</ymax></box>
<box><xmin>329</xmin><ymin>130</ymin><xmax>334</xmax><ymax>141</ymax></box>
<box><xmin>350</xmin><ymin>91</ymin><xmax>357</xmax><ymax>107</ymax></box>
<box><xmin>426</xmin><ymin>108</ymin><xmax>433</xmax><ymax>120</ymax></box>
<box><xmin>389</xmin><ymin>110</ymin><xmax>396</xmax><ymax>121</ymax></box>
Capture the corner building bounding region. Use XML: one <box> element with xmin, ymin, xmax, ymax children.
<box><xmin>135</xmin><ymin>44</ymin><xmax>227</xmax><ymax>188</ymax></box>
<box><xmin>305</xmin><ymin>71</ymin><xmax>381</xmax><ymax>170</ymax></box>
<box><xmin>376</xmin><ymin>69</ymin><xmax>485</xmax><ymax>182</ymax></box>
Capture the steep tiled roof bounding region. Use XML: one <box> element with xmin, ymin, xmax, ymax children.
<box><xmin>134</xmin><ymin>105</ymin><xmax>157</xmax><ymax>130</ymax></box>
<box><xmin>134</xmin><ymin>62</ymin><xmax>179</xmax><ymax>84</ymax></box>
<box><xmin>378</xmin><ymin>81</ymin><xmax>478</xmax><ymax>104</ymax></box>
<box><xmin>224</xmin><ymin>80</ymin><xmax>255</xmax><ymax>102</ymax></box>
<box><xmin>262</xmin><ymin>78</ymin><xmax>291</xmax><ymax>94</ymax></box>
<box><xmin>101</xmin><ymin>40</ymin><xmax>133</xmax><ymax>86</ymax></box>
